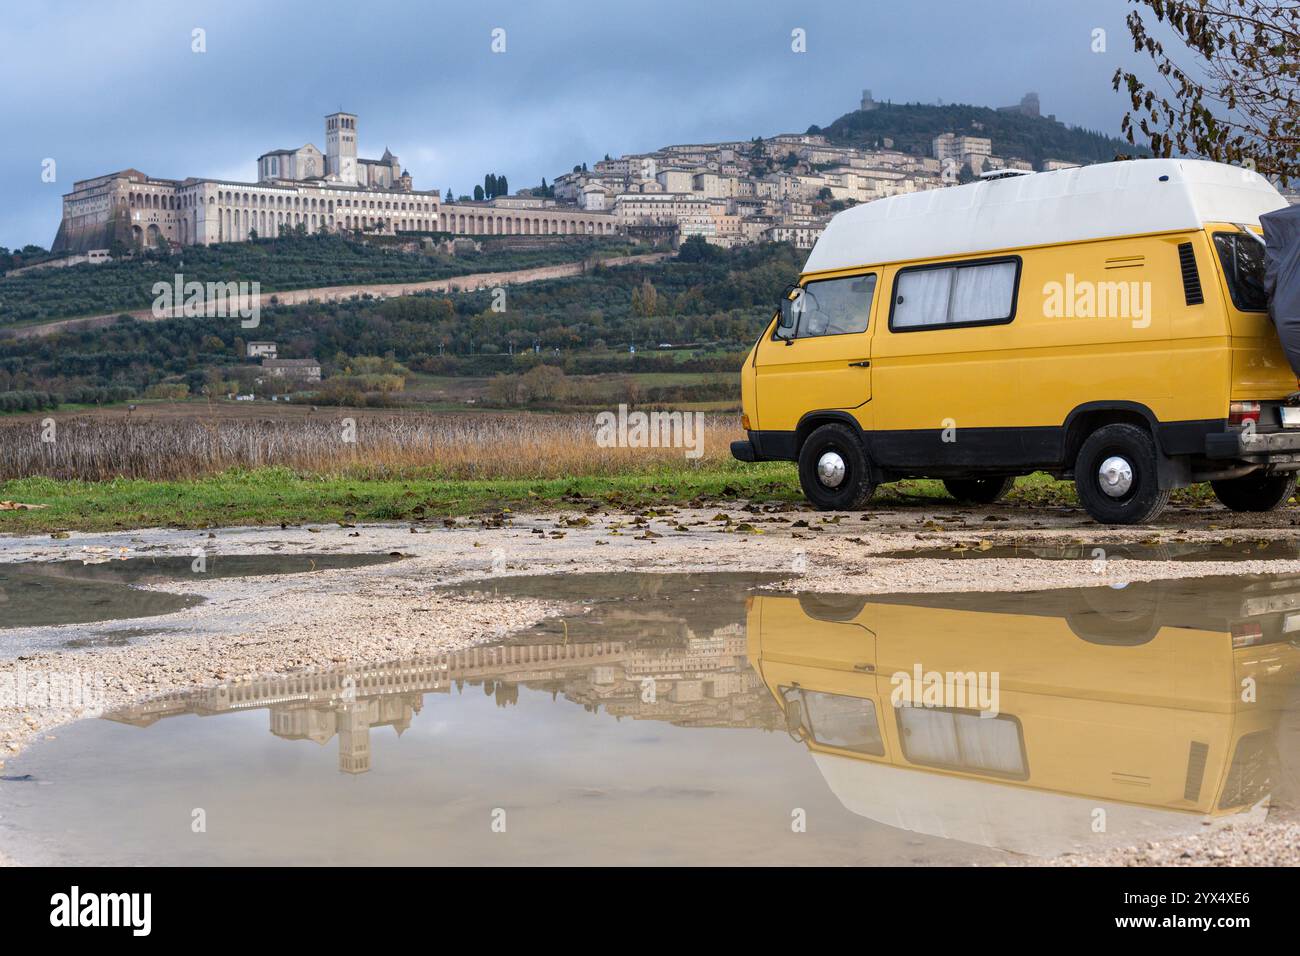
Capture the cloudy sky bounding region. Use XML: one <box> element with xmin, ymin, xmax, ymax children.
<box><xmin>2</xmin><ymin>0</ymin><xmax>1164</xmax><ymax>249</ymax></box>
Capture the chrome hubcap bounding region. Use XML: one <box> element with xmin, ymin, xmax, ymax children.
<box><xmin>1098</xmin><ymin>456</ymin><xmax>1134</xmax><ymax>497</ymax></box>
<box><xmin>817</xmin><ymin>451</ymin><xmax>847</xmax><ymax>488</ymax></box>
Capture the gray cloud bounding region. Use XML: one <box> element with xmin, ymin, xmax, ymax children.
<box><xmin>2</xmin><ymin>0</ymin><xmax>1149</xmax><ymax>249</ymax></box>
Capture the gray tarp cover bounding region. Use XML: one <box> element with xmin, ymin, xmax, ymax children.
<box><xmin>1264</xmin><ymin>204</ymin><xmax>1300</xmax><ymax>376</ymax></box>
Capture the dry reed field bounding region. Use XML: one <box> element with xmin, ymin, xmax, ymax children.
<box><xmin>0</xmin><ymin>412</ymin><xmax>746</xmax><ymax>482</ymax></box>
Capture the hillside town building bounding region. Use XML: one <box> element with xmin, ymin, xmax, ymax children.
<box><xmin>54</xmin><ymin>94</ymin><xmax>1065</xmax><ymax>256</ymax></box>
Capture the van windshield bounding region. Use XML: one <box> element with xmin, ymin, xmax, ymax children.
<box><xmin>1214</xmin><ymin>231</ymin><xmax>1268</xmax><ymax>312</ymax></box>
<box><xmin>780</xmin><ymin>274</ymin><xmax>876</xmax><ymax>339</ymax></box>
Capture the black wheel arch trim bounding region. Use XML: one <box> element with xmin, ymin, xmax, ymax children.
<box><xmin>794</xmin><ymin>411</ymin><xmax>874</xmax><ymax>469</ymax></box>
<box><xmin>795</xmin><ymin>409</ymin><xmax>867</xmax><ymax>446</ymax></box>
<box><xmin>1061</xmin><ymin>401</ymin><xmax>1162</xmax><ymax>446</ymax></box>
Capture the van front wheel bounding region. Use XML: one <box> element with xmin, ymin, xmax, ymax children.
<box><xmin>1073</xmin><ymin>424</ymin><xmax>1170</xmax><ymax>525</ymax></box>
<box><xmin>1211</xmin><ymin>472</ymin><xmax>1297</xmax><ymax>512</ymax></box>
<box><xmin>943</xmin><ymin>477</ymin><xmax>1015</xmax><ymax>505</ymax></box>
<box><xmin>798</xmin><ymin>423</ymin><xmax>876</xmax><ymax>511</ymax></box>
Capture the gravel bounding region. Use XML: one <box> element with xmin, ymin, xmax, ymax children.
<box><xmin>5</xmin><ymin>496</ymin><xmax>1300</xmax><ymax>866</ymax></box>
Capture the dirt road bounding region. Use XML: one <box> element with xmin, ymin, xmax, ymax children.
<box><xmin>4</xmin><ymin>252</ymin><xmax>672</xmax><ymax>340</ymax></box>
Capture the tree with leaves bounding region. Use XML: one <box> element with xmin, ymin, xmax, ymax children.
<box><xmin>1112</xmin><ymin>0</ymin><xmax>1298</xmax><ymax>183</ymax></box>
<box><xmin>474</xmin><ymin>184</ymin><xmax>485</xmax><ymax>201</ymax></box>
<box><xmin>631</xmin><ymin>278</ymin><xmax>658</xmax><ymax>317</ymax></box>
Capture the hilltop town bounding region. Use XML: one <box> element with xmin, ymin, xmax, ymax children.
<box><xmin>48</xmin><ymin>90</ymin><xmax>1125</xmax><ymax>262</ymax></box>
<box><xmin>550</xmin><ymin>91</ymin><xmax>1085</xmax><ymax>250</ymax></box>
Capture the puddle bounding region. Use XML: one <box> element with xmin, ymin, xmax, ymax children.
<box><xmin>0</xmin><ymin>553</ymin><xmax>402</xmax><ymax>630</ymax></box>
<box><xmin>880</xmin><ymin>540</ymin><xmax>1300</xmax><ymax>562</ymax></box>
<box><xmin>2</xmin><ymin>571</ymin><xmax>1299</xmax><ymax>865</ymax></box>
<box><xmin>62</xmin><ymin>627</ymin><xmax>176</xmax><ymax>649</ymax></box>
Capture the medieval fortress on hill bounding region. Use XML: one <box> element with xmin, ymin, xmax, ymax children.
<box><xmin>53</xmin><ymin>95</ymin><xmax>1071</xmax><ymax>256</ymax></box>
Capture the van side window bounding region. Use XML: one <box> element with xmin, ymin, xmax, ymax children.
<box><xmin>890</xmin><ymin>257</ymin><xmax>1020</xmax><ymax>331</ymax></box>
<box><xmin>791</xmin><ymin>274</ymin><xmax>876</xmax><ymax>338</ymax></box>
<box><xmin>1213</xmin><ymin>232</ymin><xmax>1268</xmax><ymax>312</ymax></box>
<box><xmin>897</xmin><ymin>708</ymin><xmax>1027</xmax><ymax>778</ymax></box>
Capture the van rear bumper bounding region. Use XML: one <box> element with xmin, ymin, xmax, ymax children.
<box><xmin>1206</xmin><ymin>429</ymin><xmax>1300</xmax><ymax>462</ymax></box>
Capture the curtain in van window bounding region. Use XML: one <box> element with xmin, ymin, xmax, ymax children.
<box><xmin>898</xmin><ymin>708</ymin><xmax>1024</xmax><ymax>775</ymax></box>
<box><xmin>951</xmin><ymin>261</ymin><xmax>1017</xmax><ymax>323</ymax></box>
<box><xmin>894</xmin><ymin>269</ymin><xmax>953</xmax><ymax>328</ymax></box>
<box><xmin>894</xmin><ymin>261</ymin><xmax>1017</xmax><ymax>328</ymax></box>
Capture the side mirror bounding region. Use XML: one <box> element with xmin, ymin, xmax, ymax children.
<box><xmin>776</xmin><ymin>287</ymin><xmax>803</xmax><ymax>339</ymax></box>
<box><xmin>784</xmin><ymin>693</ymin><xmax>805</xmax><ymax>740</ymax></box>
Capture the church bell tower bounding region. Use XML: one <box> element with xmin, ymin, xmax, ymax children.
<box><xmin>325</xmin><ymin>111</ymin><xmax>358</xmax><ymax>185</ymax></box>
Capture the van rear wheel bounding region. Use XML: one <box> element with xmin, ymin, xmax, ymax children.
<box><xmin>943</xmin><ymin>477</ymin><xmax>1015</xmax><ymax>505</ymax></box>
<box><xmin>797</xmin><ymin>423</ymin><xmax>876</xmax><ymax>511</ymax></box>
<box><xmin>1073</xmin><ymin>424</ymin><xmax>1170</xmax><ymax>525</ymax></box>
<box><xmin>1211</xmin><ymin>471</ymin><xmax>1297</xmax><ymax>512</ymax></box>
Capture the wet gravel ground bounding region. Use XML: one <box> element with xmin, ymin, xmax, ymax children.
<box><xmin>4</xmin><ymin>495</ymin><xmax>1300</xmax><ymax>867</ymax></box>
<box><xmin>1042</xmin><ymin>819</ymin><xmax>1300</xmax><ymax>866</ymax></box>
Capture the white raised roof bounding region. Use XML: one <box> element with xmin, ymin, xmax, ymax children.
<box><xmin>801</xmin><ymin>158</ymin><xmax>1288</xmax><ymax>275</ymax></box>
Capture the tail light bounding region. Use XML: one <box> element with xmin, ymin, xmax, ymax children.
<box><xmin>1229</xmin><ymin>401</ymin><xmax>1261</xmax><ymax>428</ymax></box>
<box><xmin>1232</xmin><ymin>621</ymin><xmax>1264</xmax><ymax>648</ymax></box>
<box><xmin>741</xmin><ymin>412</ymin><xmax>751</xmax><ymax>431</ymax></box>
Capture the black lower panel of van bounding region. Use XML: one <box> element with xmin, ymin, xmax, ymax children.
<box><xmin>866</xmin><ymin>426</ymin><xmax>1061</xmax><ymax>471</ymax></box>
<box><xmin>751</xmin><ymin>417</ymin><xmax>1228</xmax><ymax>470</ymax></box>
<box><xmin>750</xmin><ymin>431</ymin><xmax>798</xmax><ymax>461</ymax></box>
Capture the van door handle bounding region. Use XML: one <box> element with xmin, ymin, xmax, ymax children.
<box><xmin>848</xmin><ymin>360</ymin><xmax>871</xmax><ymax>367</ymax></box>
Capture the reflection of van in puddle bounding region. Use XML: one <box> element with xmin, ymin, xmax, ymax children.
<box><xmin>731</xmin><ymin>159</ymin><xmax>1296</xmax><ymax>525</ymax></box>
<box><xmin>747</xmin><ymin>579</ymin><xmax>1300</xmax><ymax>856</ymax></box>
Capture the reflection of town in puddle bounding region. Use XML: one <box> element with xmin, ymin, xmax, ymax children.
<box><xmin>109</xmin><ymin>572</ymin><xmax>785</xmax><ymax>775</ymax></box>
<box><xmin>3</xmin><ymin>569</ymin><xmax>1299</xmax><ymax>865</ymax></box>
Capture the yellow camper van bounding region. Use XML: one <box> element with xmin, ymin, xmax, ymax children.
<box><xmin>731</xmin><ymin>159</ymin><xmax>1297</xmax><ymax>524</ymax></box>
